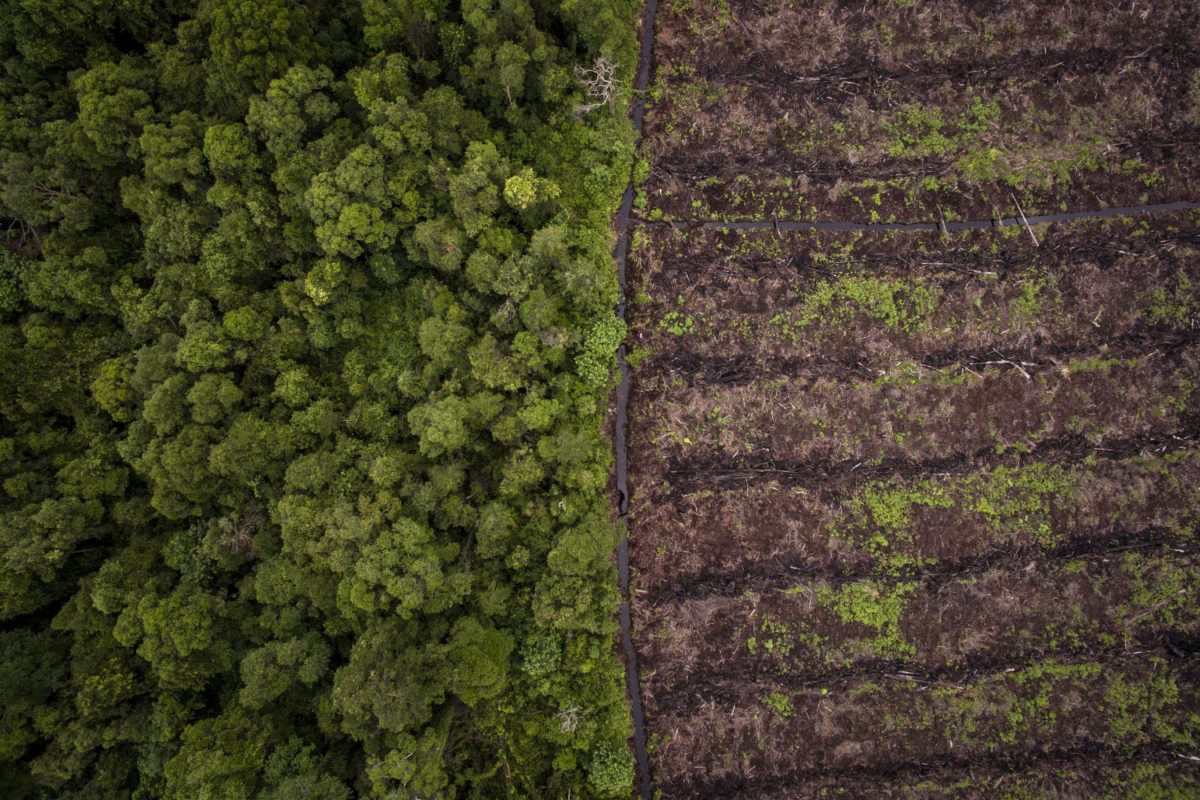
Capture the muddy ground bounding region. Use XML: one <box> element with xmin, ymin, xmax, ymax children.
<box><xmin>625</xmin><ymin>1</ymin><xmax>1200</xmax><ymax>796</ymax></box>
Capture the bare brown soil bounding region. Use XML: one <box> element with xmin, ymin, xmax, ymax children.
<box><xmin>626</xmin><ymin>1</ymin><xmax>1200</xmax><ymax>796</ymax></box>
<box><xmin>654</xmin><ymin>0</ymin><xmax>1199</xmax><ymax>79</ymax></box>
<box><xmin>644</xmin><ymin>0</ymin><xmax>1200</xmax><ymax>221</ymax></box>
<box><xmin>629</xmin><ymin>217</ymin><xmax>1200</xmax><ymax>373</ymax></box>
<box><xmin>640</xmin><ymin>546</ymin><xmax>1200</xmax><ymax>699</ymax></box>
<box><xmin>729</xmin><ymin>756</ymin><xmax>1199</xmax><ymax>800</ymax></box>
<box><xmin>648</xmin><ymin>654</ymin><xmax>1199</xmax><ymax>797</ymax></box>
<box><xmin>630</xmin><ymin>450</ymin><xmax>1200</xmax><ymax>599</ymax></box>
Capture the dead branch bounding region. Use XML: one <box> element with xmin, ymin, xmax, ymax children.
<box><xmin>575</xmin><ymin>56</ymin><xmax>620</xmax><ymax>116</ymax></box>
<box><xmin>218</xmin><ymin>510</ymin><xmax>261</xmax><ymax>558</ymax></box>
<box><xmin>3</xmin><ymin>218</ymin><xmax>42</xmax><ymax>259</ymax></box>
<box><xmin>1011</xmin><ymin>192</ymin><xmax>1040</xmax><ymax>248</ymax></box>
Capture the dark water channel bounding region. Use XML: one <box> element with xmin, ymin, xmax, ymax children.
<box><xmin>611</xmin><ymin>1</ymin><xmax>659</xmax><ymax>798</ymax></box>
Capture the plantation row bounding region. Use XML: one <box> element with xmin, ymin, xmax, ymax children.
<box><xmin>645</xmin><ymin>543</ymin><xmax>1200</xmax><ymax>687</ymax></box>
<box><xmin>656</xmin><ymin>0</ymin><xmax>1198</xmax><ymax>79</ymax></box>
<box><xmin>634</xmin><ymin>448</ymin><xmax>1200</xmax><ymax>594</ymax></box>
<box><xmin>631</xmin><ymin>219</ymin><xmax>1200</xmax><ymax>368</ymax></box>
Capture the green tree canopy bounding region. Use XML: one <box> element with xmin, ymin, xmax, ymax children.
<box><xmin>0</xmin><ymin>0</ymin><xmax>638</xmax><ymax>796</ymax></box>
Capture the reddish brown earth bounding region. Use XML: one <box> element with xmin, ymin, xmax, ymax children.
<box><xmin>625</xmin><ymin>1</ymin><xmax>1200</xmax><ymax>797</ymax></box>
<box><xmin>632</xmin><ymin>452</ymin><xmax>1200</xmax><ymax>600</ymax></box>
<box><xmin>628</xmin><ymin>218</ymin><xmax>1200</xmax><ymax>371</ymax></box>
<box><xmin>642</xmin><ymin>0</ymin><xmax>1200</xmax><ymax>221</ymax></box>
<box><xmin>648</xmin><ymin>654</ymin><xmax>1199</xmax><ymax>797</ymax></box>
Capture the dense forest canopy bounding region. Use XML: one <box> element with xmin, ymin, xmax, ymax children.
<box><xmin>0</xmin><ymin>0</ymin><xmax>638</xmax><ymax>796</ymax></box>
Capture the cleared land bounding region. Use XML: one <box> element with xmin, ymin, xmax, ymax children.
<box><xmin>642</xmin><ymin>0</ymin><xmax>1200</xmax><ymax>221</ymax></box>
<box><xmin>625</xmin><ymin>1</ymin><xmax>1200</xmax><ymax>797</ymax></box>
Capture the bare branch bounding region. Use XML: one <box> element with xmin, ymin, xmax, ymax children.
<box><xmin>3</xmin><ymin>218</ymin><xmax>42</xmax><ymax>259</ymax></box>
<box><xmin>574</xmin><ymin>57</ymin><xmax>619</xmax><ymax>116</ymax></box>
<box><xmin>218</xmin><ymin>510</ymin><xmax>261</xmax><ymax>559</ymax></box>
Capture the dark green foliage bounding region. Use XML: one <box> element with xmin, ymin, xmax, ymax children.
<box><xmin>0</xmin><ymin>0</ymin><xmax>637</xmax><ymax>796</ymax></box>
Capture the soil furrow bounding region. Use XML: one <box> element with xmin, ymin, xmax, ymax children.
<box><xmin>644</xmin><ymin>327</ymin><xmax>1200</xmax><ymax>387</ymax></box>
<box><xmin>640</xmin><ymin>355</ymin><xmax>1200</xmax><ymax>485</ymax></box>
<box><xmin>639</xmin><ymin>545</ymin><xmax>1200</xmax><ymax>703</ymax></box>
<box><xmin>629</xmin><ymin>230</ymin><xmax>1200</xmax><ymax>374</ymax></box>
<box><xmin>646</xmin><ymin>638</ymin><xmax>1200</xmax><ymax>718</ymax></box>
<box><xmin>697</xmin><ymin>42</ymin><xmax>1192</xmax><ymax>83</ymax></box>
<box><xmin>649</xmin><ymin>653</ymin><xmax>1200</xmax><ymax>796</ymax></box>
<box><xmin>667</xmin><ymin>741</ymin><xmax>1195</xmax><ymax>800</ymax></box>
<box><xmin>658</xmin><ymin>413</ymin><xmax>1200</xmax><ymax>494</ymax></box>
<box><xmin>630</xmin><ymin>444</ymin><xmax>1200</xmax><ymax>599</ymax></box>
<box><xmin>658</xmin><ymin>201</ymin><xmax>1200</xmax><ymax>231</ymax></box>
<box><xmin>654</xmin><ymin>0</ymin><xmax>1199</xmax><ymax>81</ymax></box>
<box><xmin>632</xmin><ymin>221</ymin><xmax>1200</xmax><ymax>283</ymax></box>
<box><xmin>644</xmin><ymin>524</ymin><xmax>1199</xmax><ymax>605</ymax></box>
<box><xmin>656</xmin><ymin>140</ymin><xmax>1200</xmax><ymax>184</ymax></box>
<box><xmin>630</xmin><ymin>218</ymin><xmax>1200</xmax><ymax>311</ymax></box>
<box><xmin>648</xmin><ymin>171</ymin><xmax>1200</xmax><ymax>223</ymax></box>
<box><xmin>649</xmin><ymin>71</ymin><xmax>1200</xmax><ymax>180</ymax></box>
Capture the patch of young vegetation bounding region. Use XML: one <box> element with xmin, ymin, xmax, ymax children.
<box><xmin>815</xmin><ymin>580</ymin><xmax>917</xmax><ymax>661</ymax></box>
<box><xmin>1102</xmin><ymin>668</ymin><xmax>1193</xmax><ymax>749</ymax></box>
<box><xmin>658</xmin><ymin>310</ymin><xmax>695</xmax><ymax>335</ymax></box>
<box><xmin>1141</xmin><ymin>274</ymin><xmax>1199</xmax><ymax>328</ymax></box>
<box><xmin>1116</xmin><ymin>552</ymin><xmax>1200</xmax><ymax>633</ymax></box>
<box><xmin>832</xmin><ymin>463</ymin><xmax>1076</xmax><ymax>571</ymax></box>
<box><xmin>746</xmin><ymin>613</ymin><xmax>794</xmax><ymax>660</ymax></box>
<box><xmin>759</xmin><ymin>691</ymin><xmax>794</xmax><ymax>718</ymax></box>
<box><xmin>772</xmin><ymin>275</ymin><xmax>937</xmax><ymax>338</ymax></box>
<box><xmin>960</xmin><ymin>464</ymin><xmax>1073</xmax><ymax>546</ymax></box>
<box><xmin>887</xmin><ymin>96</ymin><xmax>1000</xmax><ymax>160</ymax></box>
<box><xmin>833</xmin><ymin>483</ymin><xmax>951</xmax><ymax>574</ymax></box>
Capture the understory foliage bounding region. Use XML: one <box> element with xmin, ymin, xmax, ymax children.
<box><xmin>0</xmin><ymin>0</ymin><xmax>637</xmax><ymax>796</ymax></box>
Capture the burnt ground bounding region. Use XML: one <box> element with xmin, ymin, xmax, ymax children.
<box><xmin>623</xmin><ymin>1</ymin><xmax>1200</xmax><ymax>797</ymax></box>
